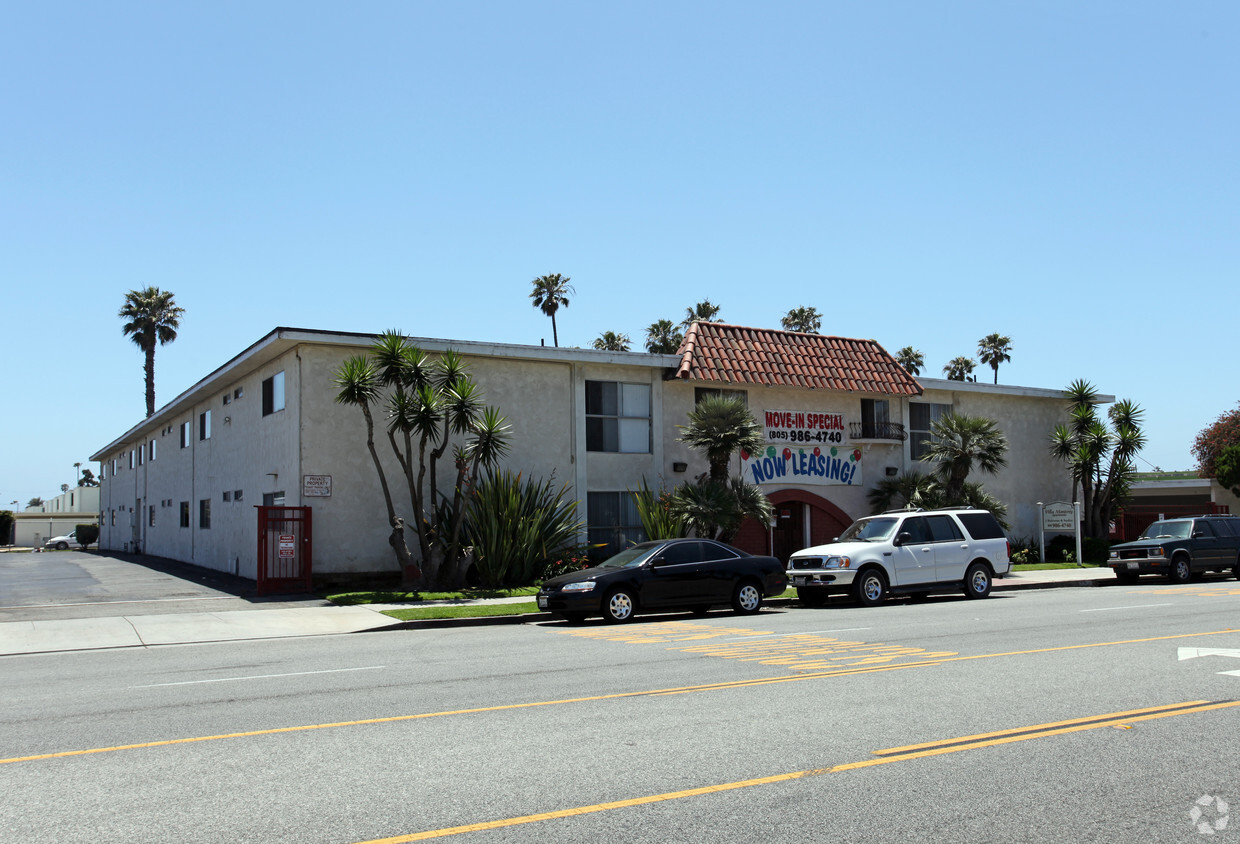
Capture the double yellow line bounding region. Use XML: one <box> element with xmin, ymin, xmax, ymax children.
<box><xmin>357</xmin><ymin>699</ymin><xmax>1240</xmax><ymax>843</ymax></box>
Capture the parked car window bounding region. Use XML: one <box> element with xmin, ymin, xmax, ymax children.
<box><xmin>1211</xmin><ymin>519</ymin><xmax>1240</xmax><ymax>537</ymax></box>
<box><xmin>701</xmin><ymin>541</ymin><xmax>741</xmax><ymax>561</ymax></box>
<box><xmin>659</xmin><ymin>542</ymin><xmax>704</xmax><ymax>564</ymax></box>
<box><xmin>1140</xmin><ymin>520</ymin><xmax>1191</xmax><ymax>540</ymax></box>
<box><xmin>926</xmin><ymin>515</ymin><xmax>965</xmax><ymax>542</ymax></box>
<box><xmin>840</xmin><ymin>517</ymin><xmax>898</xmax><ymax>542</ymax></box>
<box><xmin>957</xmin><ymin>512</ymin><xmax>1006</xmax><ymax>540</ymax></box>
<box><xmin>901</xmin><ymin>517</ymin><xmax>932</xmax><ymax>543</ymax></box>
<box><xmin>1192</xmin><ymin>520</ymin><xmax>1217</xmax><ymax>537</ymax></box>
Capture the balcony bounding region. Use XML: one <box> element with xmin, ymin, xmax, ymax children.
<box><xmin>849</xmin><ymin>422</ymin><xmax>907</xmax><ymax>442</ymax></box>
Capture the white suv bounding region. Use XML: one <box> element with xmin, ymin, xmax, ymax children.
<box><xmin>788</xmin><ymin>508</ymin><xmax>1011</xmax><ymax>607</ymax></box>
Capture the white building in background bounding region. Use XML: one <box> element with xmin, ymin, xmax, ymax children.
<box><xmin>11</xmin><ymin>485</ymin><xmax>100</xmax><ymax>548</ymax></box>
<box><xmin>90</xmin><ymin>324</ymin><xmax>1091</xmax><ymax>583</ymax></box>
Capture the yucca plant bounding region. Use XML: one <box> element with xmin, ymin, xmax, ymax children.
<box><xmin>629</xmin><ymin>478</ymin><xmax>687</xmax><ymax>540</ymax></box>
<box><xmin>462</xmin><ymin>471</ymin><xmax>584</xmax><ymax>587</ymax></box>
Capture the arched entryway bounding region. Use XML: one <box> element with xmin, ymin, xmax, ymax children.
<box><xmin>732</xmin><ymin>490</ymin><xmax>854</xmax><ymax>563</ymax></box>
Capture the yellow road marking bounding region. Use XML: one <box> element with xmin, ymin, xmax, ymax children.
<box><xmin>3</xmin><ymin>627</ymin><xmax>1236</xmax><ymax>767</ymax></box>
<box><xmin>354</xmin><ymin>699</ymin><xmax>1240</xmax><ymax>843</ymax></box>
<box><xmin>0</xmin><ymin>662</ymin><xmax>934</xmax><ymax>766</ymax></box>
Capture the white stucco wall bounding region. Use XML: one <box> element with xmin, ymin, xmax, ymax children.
<box><xmin>90</xmin><ymin>328</ymin><xmax>1092</xmax><ymax>581</ymax></box>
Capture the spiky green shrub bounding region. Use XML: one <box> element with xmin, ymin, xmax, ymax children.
<box><xmin>629</xmin><ymin>478</ymin><xmax>687</xmax><ymax>540</ymax></box>
<box><xmin>463</xmin><ymin>471</ymin><xmax>584</xmax><ymax>587</ymax></box>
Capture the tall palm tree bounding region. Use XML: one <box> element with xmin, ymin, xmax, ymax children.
<box><xmin>780</xmin><ymin>306</ymin><xmax>822</xmax><ymax>334</ymax></box>
<box><xmin>943</xmin><ymin>356</ymin><xmax>977</xmax><ymax>382</ymax></box>
<box><xmin>977</xmin><ymin>333</ymin><xmax>1013</xmax><ymax>384</ymax></box>
<box><xmin>918</xmin><ymin>412</ymin><xmax>1009</xmax><ymax>504</ymax></box>
<box><xmin>895</xmin><ymin>347</ymin><xmax>924</xmax><ymax>376</ymax></box>
<box><xmin>593</xmin><ymin>331</ymin><xmax>631</xmax><ymax>351</ymax></box>
<box><xmin>681</xmin><ymin>299</ymin><xmax>721</xmax><ymax>329</ymax></box>
<box><xmin>529</xmin><ymin>273</ymin><xmax>574</xmax><ymax>347</ymax></box>
<box><xmin>118</xmin><ymin>287</ymin><xmax>185</xmax><ymax>417</ymax></box>
<box><xmin>644</xmin><ymin>319</ymin><xmax>684</xmax><ymax>354</ymax></box>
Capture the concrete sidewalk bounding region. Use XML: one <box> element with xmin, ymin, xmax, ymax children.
<box><xmin>0</xmin><ymin>566</ymin><xmax>1116</xmax><ymax>657</ymax></box>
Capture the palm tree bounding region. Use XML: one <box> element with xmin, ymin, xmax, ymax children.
<box><xmin>644</xmin><ymin>319</ymin><xmax>684</xmax><ymax>354</ymax></box>
<box><xmin>918</xmin><ymin>412</ymin><xmax>1009</xmax><ymax>504</ymax></box>
<box><xmin>529</xmin><ymin>273</ymin><xmax>574</xmax><ymax>347</ymax></box>
<box><xmin>334</xmin><ymin>353</ymin><xmax>418</xmax><ymax>584</ymax></box>
<box><xmin>977</xmin><ymin>333</ymin><xmax>1013</xmax><ymax>384</ymax></box>
<box><xmin>780</xmin><ymin>306</ymin><xmax>822</xmax><ymax>334</ymax></box>
<box><xmin>681</xmin><ymin>299</ymin><xmax>721</xmax><ymax>329</ymax></box>
<box><xmin>592</xmin><ymin>331</ymin><xmax>631</xmax><ymax>351</ymax></box>
<box><xmin>895</xmin><ymin>347</ymin><xmax>924</xmax><ymax>376</ymax></box>
<box><xmin>1048</xmin><ymin>380</ymin><xmax>1145</xmax><ymax>538</ymax></box>
<box><xmin>677</xmin><ymin>395</ymin><xmax>765</xmax><ymax>484</ymax></box>
<box><xmin>943</xmin><ymin>356</ymin><xmax>977</xmax><ymax>382</ymax></box>
<box><xmin>118</xmin><ymin>287</ymin><xmax>185</xmax><ymax>417</ymax></box>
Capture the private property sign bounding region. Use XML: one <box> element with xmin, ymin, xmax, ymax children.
<box><xmin>278</xmin><ymin>535</ymin><xmax>296</xmax><ymax>558</ymax></box>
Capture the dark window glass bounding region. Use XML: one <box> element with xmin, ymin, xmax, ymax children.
<box><xmin>926</xmin><ymin>515</ymin><xmax>965</xmax><ymax>542</ymax></box>
<box><xmin>179</xmin><ymin>501</ymin><xmax>190</xmax><ymax>528</ymax></box>
<box><xmin>958</xmin><ymin>513</ymin><xmax>1005</xmax><ymax>540</ymax></box>
<box><xmin>659</xmin><ymin>542</ymin><xmax>704</xmax><ymax>565</ymax></box>
<box><xmin>199</xmin><ymin>499</ymin><xmax>211</xmax><ymax>529</ymax></box>
<box><xmin>701</xmin><ymin>541</ymin><xmax>741</xmax><ymax>561</ymax></box>
<box><xmin>901</xmin><ymin>517</ymin><xmax>932</xmax><ymax>543</ymax></box>
<box><xmin>587</xmin><ymin>491</ymin><xmax>646</xmax><ymax>558</ymax></box>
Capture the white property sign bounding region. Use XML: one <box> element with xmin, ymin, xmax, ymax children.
<box><xmin>1038</xmin><ymin>501</ymin><xmax>1082</xmax><ymax>565</ymax></box>
<box><xmin>302</xmin><ymin>475</ymin><xmax>332</xmax><ymax>497</ymax></box>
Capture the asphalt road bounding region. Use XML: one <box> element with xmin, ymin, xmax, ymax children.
<box><xmin>3</xmin><ymin>576</ymin><xmax>1240</xmax><ymax>843</ymax></box>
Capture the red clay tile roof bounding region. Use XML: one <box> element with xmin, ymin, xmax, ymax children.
<box><xmin>674</xmin><ymin>322</ymin><xmax>923</xmax><ymax>396</ymax></box>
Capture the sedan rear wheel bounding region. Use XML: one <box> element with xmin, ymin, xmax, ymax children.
<box><xmin>603</xmin><ymin>588</ymin><xmax>636</xmax><ymax>623</ymax></box>
<box><xmin>731</xmin><ymin>581</ymin><xmax>763</xmax><ymax>615</ymax></box>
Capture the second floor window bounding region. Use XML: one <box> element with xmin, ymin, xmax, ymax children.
<box><xmin>586</xmin><ymin>381</ymin><xmax>650</xmax><ymax>453</ymax></box>
<box><xmin>263</xmin><ymin>371</ymin><xmax>285</xmax><ymax>416</ymax></box>
<box><xmin>910</xmin><ymin>402</ymin><xmax>951</xmax><ymax>460</ymax></box>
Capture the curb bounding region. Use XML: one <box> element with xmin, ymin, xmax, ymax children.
<box><xmin>371</xmin><ymin>577</ymin><xmax>1117</xmax><ymax>630</ymax></box>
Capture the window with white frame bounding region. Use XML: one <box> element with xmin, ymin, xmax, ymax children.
<box><xmin>199</xmin><ymin>410</ymin><xmax>211</xmax><ymax>441</ymax></box>
<box><xmin>910</xmin><ymin>402</ymin><xmax>952</xmax><ymax>461</ymax></box>
<box><xmin>181</xmin><ymin>421</ymin><xmax>191</xmax><ymax>448</ymax></box>
<box><xmin>585</xmin><ymin>381</ymin><xmax>651</xmax><ymax>453</ymax></box>
<box><xmin>149</xmin><ymin>439</ymin><xmax>156</xmax><ymax>461</ymax></box>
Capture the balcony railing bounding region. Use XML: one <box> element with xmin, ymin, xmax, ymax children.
<box><xmin>849</xmin><ymin>422</ymin><xmax>907</xmax><ymax>442</ymax></box>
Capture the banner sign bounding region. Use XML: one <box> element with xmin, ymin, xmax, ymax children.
<box><xmin>763</xmin><ymin>409</ymin><xmax>847</xmax><ymax>445</ymax></box>
<box><xmin>742</xmin><ymin>444</ymin><xmax>863</xmax><ymax>486</ymax></box>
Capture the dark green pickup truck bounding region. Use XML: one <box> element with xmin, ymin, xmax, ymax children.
<box><xmin>1108</xmin><ymin>515</ymin><xmax>1240</xmax><ymax>583</ymax></box>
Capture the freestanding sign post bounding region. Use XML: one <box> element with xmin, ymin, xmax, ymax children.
<box><xmin>1038</xmin><ymin>501</ymin><xmax>1083</xmax><ymax>566</ymax></box>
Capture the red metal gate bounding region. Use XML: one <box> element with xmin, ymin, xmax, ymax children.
<box><xmin>256</xmin><ymin>506</ymin><xmax>313</xmax><ymax>595</ymax></box>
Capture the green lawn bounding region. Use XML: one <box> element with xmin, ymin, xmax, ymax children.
<box><xmin>381</xmin><ymin>601</ymin><xmax>542</xmax><ymax>621</ymax></box>
<box><xmin>325</xmin><ymin>585</ymin><xmax>539</xmax><ymax>605</ymax></box>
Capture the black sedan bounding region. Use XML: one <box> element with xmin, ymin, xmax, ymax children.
<box><xmin>537</xmin><ymin>538</ymin><xmax>787</xmax><ymax>623</ymax></box>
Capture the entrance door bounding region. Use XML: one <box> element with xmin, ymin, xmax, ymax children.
<box><xmin>772</xmin><ymin>502</ymin><xmax>806</xmax><ymax>564</ymax></box>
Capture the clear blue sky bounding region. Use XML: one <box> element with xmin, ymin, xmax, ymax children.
<box><xmin>3</xmin><ymin>2</ymin><xmax>1237</xmax><ymax>508</ymax></box>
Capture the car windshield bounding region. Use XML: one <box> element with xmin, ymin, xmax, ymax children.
<box><xmin>597</xmin><ymin>543</ymin><xmax>661</xmax><ymax>568</ymax></box>
<box><xmin>839</xmin><ymin>517</ymin><xmax>899</xmax><ymax>542</ymax></box>
<box><xmin>1139</xmin><ymin>520</ymin><xmax>1191</xmax><ymax>540</ymax></box>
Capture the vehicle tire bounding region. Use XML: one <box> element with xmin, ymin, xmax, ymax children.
<box><xmin>55</xmin><ymin>542</ymin><xmax>68</xmax><ymax>550</ymax></box>
<box><xmin>963</xmin><ymin>563</ymin><xmax>993</xmax><ymax>599</ymax></box>
<box><xmin>731</xmin><ymin>580</ymin><xmax>763</xmax><ymax>615</ymax></box>
<box><xmin>852</xmin><ymin>568</ymin><xmax>887</xmax><ymax>607</ymax></box>
<box><xmin>1168</xmin><ymin>556</ymin><xmax>1192</xmax><ymax>584</ymax></box>
<box><xmin>797</xmin><ymin>586</ymin><xmax>830</xmax><ymax>607</ymax></box>
<box><xmin>602</xmin><ymin>588</ymin><xmax>637</xmax><ymax>623</ymax></box>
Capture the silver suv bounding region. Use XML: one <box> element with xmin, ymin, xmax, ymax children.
<box><xmin>788</xmin><ymin>508</ymin><xmax>1011</xmax><ymax>607</ymax></box>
